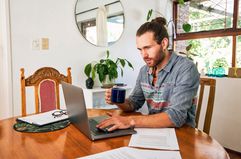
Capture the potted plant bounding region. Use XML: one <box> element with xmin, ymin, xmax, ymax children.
<box><xmin>84</xmin><ymin>50</ymin><xmax>134</xmax><ymax>88</ymax></box>
<box><xmin>84</xmin><ymin>63</ymin><xmax>95</xmax><ymax>89</ymax></box>
<box><xmin>212</xmin><ymin>57</ymin><xmax>228</xmax><ymax>77</ymax></box>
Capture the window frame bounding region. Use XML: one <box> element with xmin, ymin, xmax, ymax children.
<box><xmin>173</xmin><ymin>0</ymin><xmax>240</xmax><ymax>67</ymax></box>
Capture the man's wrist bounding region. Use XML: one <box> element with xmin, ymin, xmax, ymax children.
<box><xmin>129</xmin><ymin>118</ymin><xmax>136</xmax><ymax>129</ymax></box>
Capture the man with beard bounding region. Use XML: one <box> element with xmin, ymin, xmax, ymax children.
<box><xmin>97</xmin><ymin>17</ymin><xmax>200</xmax><ymax>131</ymax></box>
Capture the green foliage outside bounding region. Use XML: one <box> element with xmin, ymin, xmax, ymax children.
<box><xmin>178</xmin><ymin>2</ymin><xmax>237</xmax><ymax>72</ymax></box>
<box><xmin>212</xmin><ymin>57</ymin><xmax>228</xmax><ymax>68</ymax></box>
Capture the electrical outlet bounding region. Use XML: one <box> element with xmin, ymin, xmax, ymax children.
<box><xmin>41</xmin><ymin>38</ymin><xmax>49</xmax><ymax>50</ymax></box>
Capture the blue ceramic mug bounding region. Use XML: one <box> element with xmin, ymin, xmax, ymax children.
<box><xmin>111</xmin><ymin>88</ymin><xmax>126</xmax><ymax>103</ymax></box>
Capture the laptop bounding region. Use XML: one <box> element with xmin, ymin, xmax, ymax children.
<box><xmin>61</xmin><ymin>82</ymin><xmax>136</xmax><ymax>140</ymax></box>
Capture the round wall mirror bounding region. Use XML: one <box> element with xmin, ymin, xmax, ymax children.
<box><xmin>75</xmin><ymin>0</ymin><xmax>125</xmax><ymax>47</ymax></box>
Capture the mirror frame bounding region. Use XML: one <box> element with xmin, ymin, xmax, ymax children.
<box><xmin>74</xmin><ymin>0</ymin><xmax>125</xmax><ymax>47</ymax></box>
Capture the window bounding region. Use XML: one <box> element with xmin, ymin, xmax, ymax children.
<box><xmin>176</xmin><ymin>37</ymin><xmax>232</xmax><ymax>73</ymax></box>
<box><xmin>238</xmin><ymin>1</ymin><xmax>241</xmax><ymax>27</ymax></box>
<box><xmin>177</xmin><ymin>0</ymin><xmax>234</xmax><ymax>33</ymax></box>
<box><xmin>174</xmin><ymin>0</ymin><xmax>241</xmax><ymax>74</ymax></box>
<box><xmin>236</xmin><ymin>36</ymin><xmax>241</xmax><ymax>67</ymax></box>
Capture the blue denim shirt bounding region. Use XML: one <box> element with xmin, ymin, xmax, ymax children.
<box><xmin>129</xmin><ymin>52</ymin><xmax>200</xmax><ymax>127</ymax></box>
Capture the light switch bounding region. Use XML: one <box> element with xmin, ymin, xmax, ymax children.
<box><xmin>32</xmin><ymin>39</ymin><xmax>40</xmax><ymax>50</ymax></box>
<box><xmin>41</xmin><ymin>38</ymin><xmax>49</xmax><ymax>50</ymax></box>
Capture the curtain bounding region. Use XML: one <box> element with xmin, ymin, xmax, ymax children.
<box><xmin>96</xmin><ymin>5</ymin><xmax>108</xmax><ymax>46</ymax></box>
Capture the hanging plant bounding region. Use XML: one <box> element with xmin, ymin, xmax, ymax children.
<box><xmin>146</xmin><ymin>7</ymin><xmax>192</xmax><ymax>33</ymax></box>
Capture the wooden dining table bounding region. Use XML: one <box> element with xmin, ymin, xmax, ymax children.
<box><xmin>0</xmin><ymin>109</ymin><xmax>229</xmax><ymax>159</ymax></box>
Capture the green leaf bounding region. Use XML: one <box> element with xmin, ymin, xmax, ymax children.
<box><xmin>188</xmin><ymin>57</ymin><xmax>193</xmax><ymax>61</ymax></box>
<box><xmin>92</xmin><ymin>65</ymin><xmax>96</xmax><ymax>80</ymax></box>
<box><xmin>178</xmin><ymin>0</ymin><xmax>185</xmax><ymax>5</ymax></box>
<box><xmin>190</xmin><ymin>53</ymin><xmax>198</xmax><ymax>56</ymax></box>
<box><xmin>179</xmin><ymin>51</ymin><xmax>187</xmax><ymax>55</ymax></box>
<box><xmin>100</xmin><ymin>59</ymin><xmax>105</xmax><ymax>63</ymax></box>
<box><xmin>126</xmin><ymin>60</ymin><xmax>134</xmax><ymax>70</ymax></box>
<box><xmin>186</xmin><ymin>44</ymin><xmax>192</xmax><ymax>51</ymax></box>
<box><xmin>97</xmin><ymin>65</ymin><xmax>107</xmax><ymax>82</ymax></box>
<box><xmin>84</xmin><ymin>63</ymin><xmax>92</xmax><ymax>78</ymax></box>
<box><xmin>147</xmin><ymin>9</ymin><xmax>153</xmax><ymax>21</ymax></box>
<box><xmin>182</xmin><ymin>23</ymin><xmax>191</xmax><ymax>32</ymax></box>
<box><xmin>106</xmin><ymin>50</ymin><xmax>110</xmax><ymax>58</ymax></box>
<box><xmin>120</xmin><ymin>68</ymin><xmax>123</xmax><ymax>77</ymax></box>
<box><xmin>119</xmin><ymin>59</ymin><xmax>125</xmax><ymax>67</ymax></box>
<box><xmin>108</xmin><ymin>68</ymin><xmax>118</xmax><ymax>80</ymax></box>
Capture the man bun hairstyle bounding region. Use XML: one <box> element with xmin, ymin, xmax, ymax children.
<box><xmin>152</xmin><ymin>17</ymin><xmax>167</xmax><ymax>26</ymax></box>
<box><xmin>136</xmin><ymin>17</ymin><xmax>169</xmax><ymax>45</ymax></box>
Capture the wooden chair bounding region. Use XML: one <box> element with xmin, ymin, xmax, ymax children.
<box><xmin>195</xmin><ymin>77</ymin><xmax>216</xmax><ymax>135</ymax></box>
<box><xmin>20</xmin><ymin>67</ymin><xmax>72</xmax><ymax>116</ymax></box>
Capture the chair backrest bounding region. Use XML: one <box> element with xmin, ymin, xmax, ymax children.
<box><xmin>195</xmin><ymin>77</ymin><xmax>216</xmax><ymax>135</ymax></box>
<box><xmin>20</xmin><ymin>67</ymin><xmax>72</xmax><ymax>116</ymax></box>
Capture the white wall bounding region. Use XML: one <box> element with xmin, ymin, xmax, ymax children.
<box><xmin>197</xmin><ymin>77</ymin><xmax>241</xmax><ymax>152</ymax></box>
<box><xmin>9</xmin><ymin>0</ymin><xmax>161</xmax><ymax>116</ymax></box>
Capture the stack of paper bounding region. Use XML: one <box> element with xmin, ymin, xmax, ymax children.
<box><xmin>128</xmin><ymin>128</ymin><xmax>179</xmax><ymax>150</ymax></box>
<box><xmin>78</xmin><ymin>147</ymin><xmax>182</xmax><ymax>159</ymax></box>
<box><xmin>78</xmin><ymin>128</ymin><xmax>181</xmax><ymax>159</ymax></box>
<box><xmin>17</xmin><ymin>109</ymin><xmax>68</xmax><ymax>126</ymax></box>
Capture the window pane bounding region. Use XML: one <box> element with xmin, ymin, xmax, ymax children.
<box><xmin>236</xmin><ymin>36</ymin><xmax>241</xmax><ymax>67</ymax></box>
<box><xmin>177</xmin><ymin>0</ymin><xmax>234</xmax><ymax>33</ymax></box>
<box><xmin>238</xmin><ymin>0</ymin><xmax>241</xmax><ymax>27</ymax></box>
<box><xmin>175</xmin><ymin>37</ymin><xmax>232</xmax><ymax>75</ymax></box>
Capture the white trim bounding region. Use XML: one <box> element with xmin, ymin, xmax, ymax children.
<box><xmin>0</xmin><ymin>0</ymin><xmax>13</xmax><ymax>119</ymax></box>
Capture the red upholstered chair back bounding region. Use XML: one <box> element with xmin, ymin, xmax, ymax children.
<box><xmin>39</xmin><ymin>79</ymin><xmax>57</xmax><ymax>112</ymax></box>
<box><xmin>20</xmin><ymin>67</ymin><xmax>72</xmax><ymax>116</ymax></box>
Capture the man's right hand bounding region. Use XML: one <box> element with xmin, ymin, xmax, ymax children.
<box><xmin>105</xmin><ymin>88</ymin><xmax>113</xmax><ymax>105</ymax></box>
<box><xmin>105</xmin><ymin>88</ymin><xmax>134</xmax><ymax>112</ymax></box>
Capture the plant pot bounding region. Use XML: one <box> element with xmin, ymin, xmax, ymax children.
<box><xmin>86</xmin><ymin>77</ymin><xmax>94</xmax><ymax>89</ymax></box>
<box><xmin>101</xmin><ymin>75</ymin><xmax>115</xmax><ymax>88</ymax></box>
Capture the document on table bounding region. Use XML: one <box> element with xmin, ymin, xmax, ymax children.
<box><xmin>78</xmin><ymin>147</ymin><xmax>182</xmax><ymax>159</ymax></box>
<box><xmin>17</xmin><ymin>109</ymin><xmax>68</xmax><ymax>126</ymax></box>
<box><xmin>128</xmin><ymin>128</ymin><xmax>179</xmax><ymax>150</ymax></box>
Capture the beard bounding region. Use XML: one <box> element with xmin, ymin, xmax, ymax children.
<box><xmin>145</xmin><ymin>48</ymin><xmax>166</xmax><ymax>67</ymax></box>
<box><xmin>156</xmin><ymin>49</ymin><xmax>166</xmax><ymax>66</ymax></box>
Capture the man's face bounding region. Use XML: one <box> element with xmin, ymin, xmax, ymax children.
<box><xmin>136</xmin><ymin>32</ymin><xmax>165</xmax><ymax>67</ymax></box>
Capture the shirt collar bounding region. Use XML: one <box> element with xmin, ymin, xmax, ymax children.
<box><xmin>162</xmin><ymin>52</ymin><xmax>178</xmax><ymax>73</ymax></box>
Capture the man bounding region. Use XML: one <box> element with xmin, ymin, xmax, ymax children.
<box><xmin>97</xmin><ymin>17</ymin><xmax>200</xmax><ymax>131</ymax></box>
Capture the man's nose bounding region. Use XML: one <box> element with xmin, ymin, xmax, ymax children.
<box><xmin>141</xmin><ymin>50</ymin><xmax>148</xmax><ymax>58</ymax></box>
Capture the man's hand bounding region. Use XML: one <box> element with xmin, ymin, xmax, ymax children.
<box><xmin>105</xmin><ymin>88</ymin><xmax>135</xmax><ymax>112</ymax></box>
<box><xmin>105</xmin><ymin>89</ymin><xmax>113</xmax><ymax>105</ymax></box>
<box><xmin>96</xmin><ymin>112</ymin><xmax>135</xmax><ymax>131</ymax></box>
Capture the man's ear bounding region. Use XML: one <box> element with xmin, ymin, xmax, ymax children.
<box><xmin>161</xmin><ymin>38</ymin><xmax>169</xmax><ymax>50</ymax></box>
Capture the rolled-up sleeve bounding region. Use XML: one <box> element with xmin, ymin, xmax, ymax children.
<box><xmin>164</xmin><ymin>64</ymin><xmax>200</xmax><ymax>127</ymax></box>
<box><xmin>129</xmin><ymin>69</ymin><xmax>146</xmax><ymax>111</ymax></box>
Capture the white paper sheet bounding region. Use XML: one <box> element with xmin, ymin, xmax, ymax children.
<box><xmin>17</xmin><ymin>109</ymin><xmax>68</xmax><ymax>126</ymax></box>
<box><xmin>78</xmin><ymin>147</ymin><xmax>182</xmax><ymax>159</ymax></box>
<box><xmin>128</xmin><ymin>128</ymin><xmax>179</xmax><ymax>150</ymax></box>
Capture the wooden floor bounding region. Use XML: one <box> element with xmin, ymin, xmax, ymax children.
<box><xmin>226</xmin><ymin>149</ymin><xmax>241</xmax><ymax>159</ymax></box>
